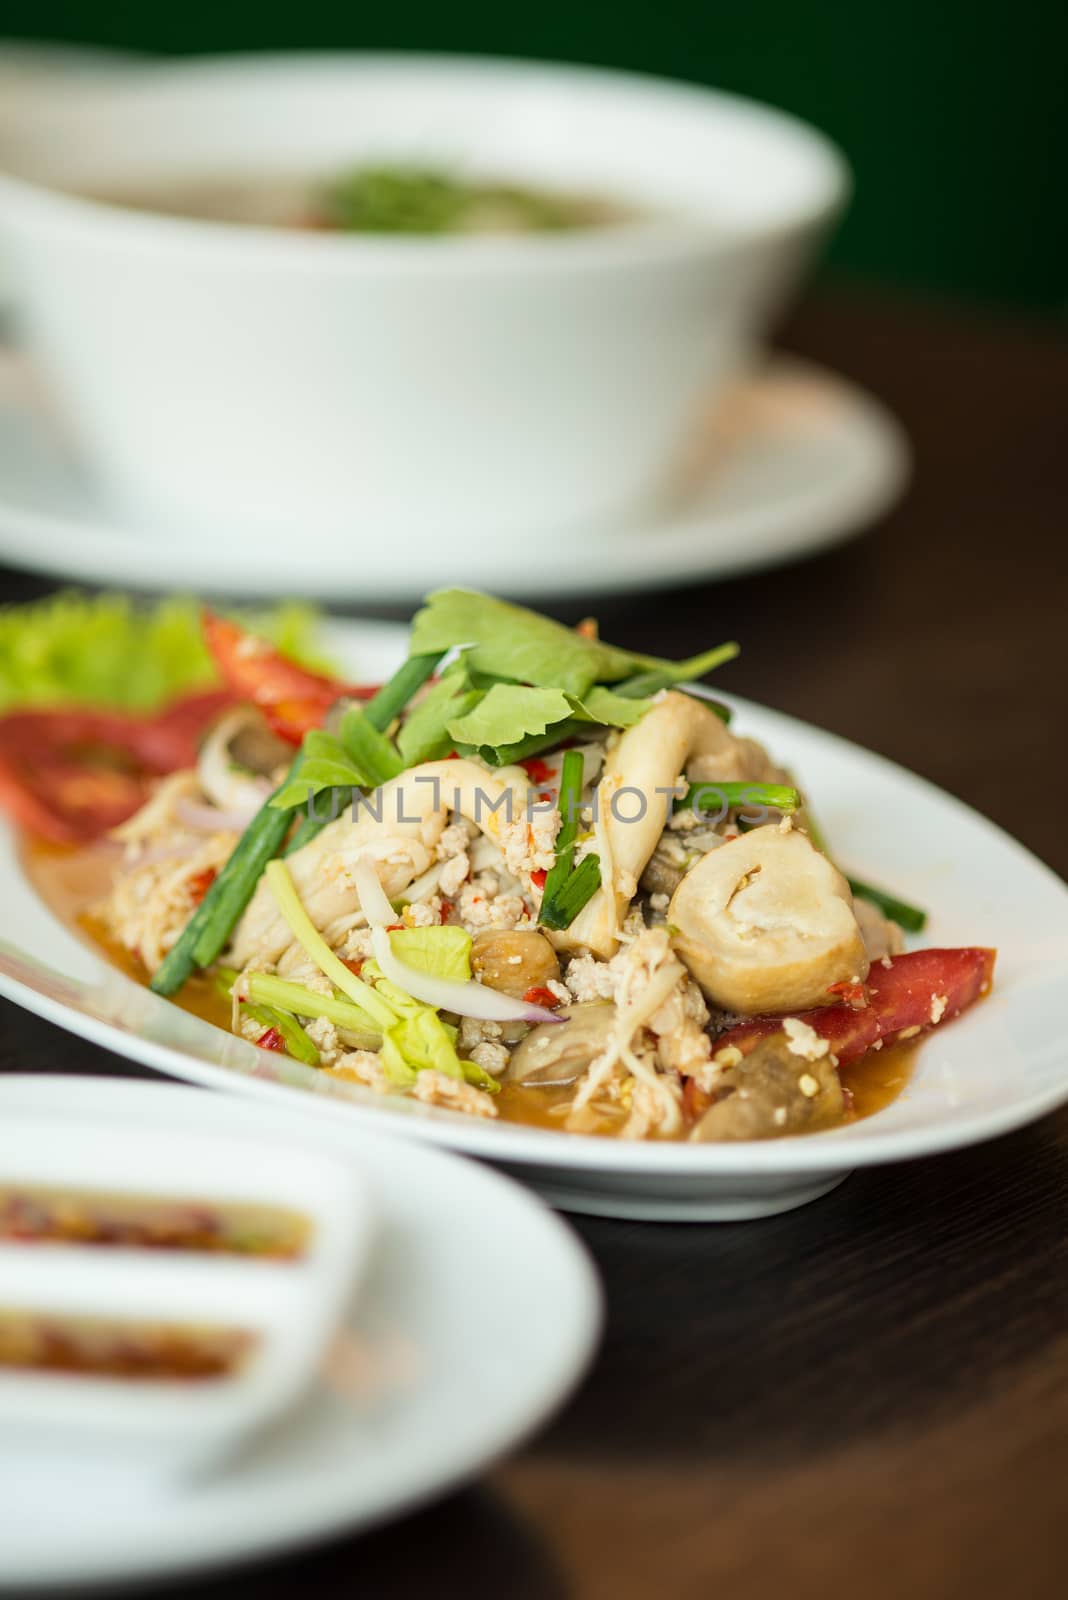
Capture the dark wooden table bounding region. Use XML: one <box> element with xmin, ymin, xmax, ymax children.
<box><xmin>2</xmin><ymin>286</ymin><xmax>1066</xmax><ymax>1598</ymax></box>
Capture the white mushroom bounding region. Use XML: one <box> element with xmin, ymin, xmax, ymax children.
<box><xmin>667</xmin><ymin>823</ymin><xmax>869</xmax><ymax>1014</ymax></box>
<box><xmin>555</xmin><ymin>691</ymin><xmax>779</xmax><ymax>959</ymax></box>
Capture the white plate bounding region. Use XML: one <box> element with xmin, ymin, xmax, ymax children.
<box><xmin>0</xmin><ymin>349</ymin><xmax>907</xmax><ymax>597</ymax></box>
<box><xmin>0</xmin><ymin>1074</ymin><xmax>601</xmax><ymax>1591</ymax></box>
<box><xmin>1</xmin><ymin>617</ymin><xmax>1066</xmax><ymax>1222</ymax></box>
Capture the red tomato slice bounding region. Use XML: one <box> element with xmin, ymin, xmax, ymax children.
<box><xmin>708</xmin><ymin>948</ymin><xmax>996</xmax><ymax>1070</ymax></box>
<box><xmin>202</xmin><ymin>613</ymin><xmax>375</xmax><ymax>744</ymax></box>
<box><xmin>0</xmin><ymin>693</ymin><xmax>232</xmax><ymax>844</ymax></box>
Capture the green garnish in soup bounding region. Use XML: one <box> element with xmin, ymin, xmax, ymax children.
<box><xmin>82</xmin><ymin>164</ymin><xmax>638</xmax><ymax>235</ymax></box>
<box><xmin>322</xmin><ymin>165</ymin><xmax>627</xmax><ymax>234</ymax></box>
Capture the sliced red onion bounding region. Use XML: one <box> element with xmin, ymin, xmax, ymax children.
<box><xmin>175</xmin><ymin>796</ymin><xmax>255</xmax><ymax>833</ymax></box>
<box><xmin>353</xmin><ymin>854</ymin><xmax>563</xmax><ymax>1026</ymax></box>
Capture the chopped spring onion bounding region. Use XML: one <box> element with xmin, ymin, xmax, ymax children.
<box><xmin>847</xmin><ymin>877</ymin><xmax>928</xmax><ymax>934</ymax></box>
<box><xmin>614</xmin><ymin>641</ymin><xmax>740</xmax><ymax>700</ymax></box>
<box><xmin>361</xmin><ymin>650</ymin><xmax>443</xmax><ymax>731</ymax></box>
<box><xmin>675</xmin><ymin>781</ymin><xmax>802</xmax><ymax>818</ymax></box>
<box><xmin>538</xmin><ymin>749</ymin><xmax>603</xmax><ymax>932</ymax></box>
<box><xmin>802</xmin><ymin>805</ymin><xmax>928</xmax><ymax>934</ymax></box>
<box><xmin>539</xmin><ymin>852</ymin><xmax>602</xmax><ymax>931</ymax></box>
<box><xmin>150</xmin><ymin>750</ymin><xmax>309</xmax><ymax>996</ymax></box>
<box><xmin>538</xmin><ymin>749</ymin><xmax>584</xmax><ymax>917</ymax></box>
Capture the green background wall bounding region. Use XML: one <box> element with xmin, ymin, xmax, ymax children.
<box><xmin>5</xmin><ymin>1</ymin><xmax>1066</xmax><ymax>313</ymax></box>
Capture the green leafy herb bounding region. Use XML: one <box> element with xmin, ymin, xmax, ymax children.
<box><xmin>396</xmin><ymin>667</ymin><xmax>481</xmax><ymax>765</ymax></box>
<box><xmin>569</xmin><ymin>686</ymin><xmax>653</xmax><ymax>728</ymax></box>
<box><xmin>411</xmin><ymin>590</ymin><xmax>657</xmax><ymax>698</ymax></box>
<box><xmin>456</xmin><ymin>718</ymin><xmax>591</xmax><ymax>768</ymax></box>
<box><xmin>272</xmin><ymin>755</ymin><xmax>366</xmax><ymax>810</ymax></box>
<box><xmin>613</xmin><ymin>642</ymin><xmax>740</xmax><ymax>700</ymax></box>
<box><xmin>324</xmin><ymin>166</ymin><xmax>603</xmax><ymax>237</ymax></box>
<box><xmin>446</xmin><ymin>685</ymin><xmax>574</xmax><ymax>750</ymax></box>
<box><xmin>409</xmin><ymin>592</ymin><xmax>738</xmax><ymax>755</ymax></box>
<box><xmin>283</xmin><ymin>651</ymin><xmax>444</xmax><ymax>854</ymax></box>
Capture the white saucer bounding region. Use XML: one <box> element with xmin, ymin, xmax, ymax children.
<box><xmin>0</xmin><ymin>1074</ymin><xmax>601</xmax><ymax>1592</ymax></box>
<box><xmin>0</xmin><ymin>349</ymin><xmax>908</xmax><ymax>598</ymax></box>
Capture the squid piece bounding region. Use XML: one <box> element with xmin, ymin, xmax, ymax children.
<box><xmin>555</xmin><ymin>692</ymin><xmax>777</xmax><ymax>959</ymax></box>
<box><xmin>230</xmin><ymin>758</ymin><xmax>512</xmax><ymax>967</ymax></box>
<box><xmin>668</xmin><ymin>823</ymin><xmax>869</xmax><ymax>1014</ymax></box>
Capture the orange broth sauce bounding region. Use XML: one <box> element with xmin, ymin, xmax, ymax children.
<box><xmin>21</xmin><ymin>837</ymin><xmax>915</xmax><ymax>1137</ymax></box>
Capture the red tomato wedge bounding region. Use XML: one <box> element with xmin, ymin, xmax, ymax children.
<box><xmin>708</xmin><ymin>948</ymin><xmax>997</xmax><ymax>1070</ymax></box>
<box><xmin>202</xmin><ymin>613</ymin><xmax>375</xmax><ymax>744</ymax></box>
<box><xmin>0</xmin><ymin>691</ymin><xmax>233</xmax><ymax>845</ymax></box>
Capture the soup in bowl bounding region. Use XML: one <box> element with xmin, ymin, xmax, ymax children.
<box><xmin>0</xmin><ymin>54</ymin><xmax>848</xmax><ymax>564</ymax></box>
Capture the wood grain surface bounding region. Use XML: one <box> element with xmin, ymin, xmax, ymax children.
<box><xmin>1</xmin><ymin>285</ymin><xmax>1065</xmax><ymax>1597</ymax></box>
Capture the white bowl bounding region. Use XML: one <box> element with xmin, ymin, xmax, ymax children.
<box><xmin>0</xmin><ymin>53</ymin><xmax>848</xmax><ymax>562</ymax></box>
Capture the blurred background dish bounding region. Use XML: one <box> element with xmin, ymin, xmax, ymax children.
<box><xmin>0</xmin><ymin>39</ymin><xmax>140</xmax><ymax>313</ymax></box>
<box><xmin>0</xmin><ymin>53</ymin><xmax>848</xmax><ymax>574</ymax></box>
<box><xmin>0</xmin><ymin>345</ymin><xmax>907</xmax><ymax>597</ymax></box>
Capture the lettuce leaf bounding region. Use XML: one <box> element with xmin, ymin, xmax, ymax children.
<box><xmin>362</xmin><ymin>954</ymin><xmax>497</xmax><ymax>1091</ymax></box>
<box><xmin>378</xmin><ymin>1001</ymin><xmax>498</xmax><ymax>1092</ymax></box>
<box><xmin>389</xmin><ymin>925</ymin><xmax>472</xmax><ymax>981</ymax></box>
<box><xmin>0</xmin><ymin>592</ymin><xmax>330</xmax><ymax>715</ymax></box>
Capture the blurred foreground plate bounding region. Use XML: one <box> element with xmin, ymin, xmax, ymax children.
<box><xmin>0</xmin><ymin>351</ymin><xmax>907</xmax><ymax>597</ymax></box>
<box><xmin>0</xmin><ymin>1074</ymin><xmax>600</xmax><ymax>1591</ymax></box>
<box><xmin>1</xmin><ymin>618</ymin><xmax>1066</xmax><ymax>1224</ymax></box>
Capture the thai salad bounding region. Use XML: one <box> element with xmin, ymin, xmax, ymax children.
<box><xmin>2</xmin><ymin>591</ymin><xmax>995</xmax><ymax>1141</ymax></box>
